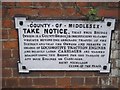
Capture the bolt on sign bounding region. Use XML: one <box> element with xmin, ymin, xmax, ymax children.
<box><xmin>15</xmin><ymin>17</ymin><xmax>115</xmax><ymax>73</ymax></box>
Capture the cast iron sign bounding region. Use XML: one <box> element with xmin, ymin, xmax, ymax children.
<box><xmin>15</xmin><ymin>17</ymin><xmax>115</xmax><ymax>73</ymax></box>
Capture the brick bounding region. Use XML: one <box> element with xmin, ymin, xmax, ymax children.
<box><xmin>119</xmin><ymin>50</ymin><xmax>120</xmax><ymax>59</ymax></box>
<box><xmin>14</xmin><ymin>8</ymin><xmax>39</xmax><ymax>17</ymax></box>
<box><xmin>2</xmin><ymin>2</ymin><xmax>15</xmax><ymax>6</ymax></box>
<box><xmin>116</xmin><ymin>46</ymin><xmax>120</xmax><ymax>53</ymax></box>
<box><xmin>2</xmin><ymin>8</ymin><xmax>11</xmax><ymax>19</ymax></box>
<box><xmin>99</xmin><ymin>77</ymin><xmax>112</xmax><ymax>86</ymax></box>
<box><xmin>2</xmin><ymin>19</ymin><xmax>13</xmax><ymax>28</ymax></box>
<box><xmin>76</xmin><ymin>2</ymin><xmax>88</xmax><ymax>7</ymax></box>
<box><xmin>0</xmin><ymin>9</ymin><xmax>2</xmax><ymax>18</ymax></box>
<box><xmin>0</xmin><ymin>30</ymin><xmax>1</xmax><ymax>38</ymax></box>
<box><xmin>41</xmin><ymin>71</ymin><xmax>64</xmax><ymax>76</ymax></box>
<box><xmin>33</xmin><ymin>2</ymin><xmax>60</xmax><ymax>8</ymax></box>
<box><xmin>57</xmin><ymin>78</ymin><xmax>70</xmax><ymax>87</ymax></box>
<box><xmin>89</xmin><ymin>2</ymin><xmax>100</xmax><ymax>7</ymax></box>
<box><xmin>60</xmin><ymin>2</ymin><xmax>76</xmax><ymax>8</ymax></box>
<box><xmin>111</xmin><ymin>50</ymin><xmax>119</xmax><ymax>59</ymax></box>
<box><xmin>98</xmin><ymin>9</ymin><xmax>119</xmax><ymax>18</ymax></box>
<box><xmin>89</xmin><ymin>2</ymin><xmax>107</xmax><ymax>7</ymax></box>
<box><xmin>2</xmin><ymin>30</ymin><xmax>8</xmax><ymax>39</ymax></box>
<box><xmin>115</xmin><ymin>22</ymin><xmax>120</xmax><ymax>30</ymax></box>
<box><xmin>12</xmin><ymin>68</ymin><xmax>21</xmax><ymax>77</ymax></box>
<box><xmin>33</xmin><ymin>78</ymin><xmax>56</xmax><ymax>86</ymax></box>
<box><xmin>12</xmin><ymin>49</ymin><xmax>19</xmax><ymax>59</ymax></box>
<box><xmin>0</xmin><ymin>60</ymin><xmax>1</xmax><ymax>68</ymax></box>
<box><xmin>5</xmin><ymin>78</ymin><xmax>19</xmax><ymax>88</ymax></box>
<box><xmin>49</xmin><ymin>2</ymin><xmax>60</xmax><ymax>8</ymax></box>
<box><xmin>62</xmin><ymin>8</ymin><xmax>75</xmax><ymax>16</ymax></box>
<box><xmin>66</xmin><ymin>72</ymin><xmax>94</xmax><ymax>76</ymax></box>
<box><xmin>71</xmin><ymin>78</ymin><xmax>84</xmax><ymax>86</ymax></box>
<box><xmin>111</xmin><ymin>40</ymin><xmax>116</xmax><ymax>49</ymax></box>
<box><xmin>111</xmin><ymin>59</ymin><xmax>116</xmax><ymax>69</ymax></box>
<box><xmin>28</xmin><ymin>72</ymin><xmax>41</xmax><ymax>77</ymax></box>
<box><xmin>2</xmin><ymin>59</ymin><xmax>9</xmax><ymax>68</ymax></box>
<box><xmin>2</xmin><ymin>49</ymin><xmax>11</xmax><ymax>59</ymax></box>
<box><xmin>32</xmin><ymin>85</ymin><xmax>56</xmax><ymax>88</ymax></box>
<box><xmin>19</xmin><ymin>78</ymin><xmax>32</xmax><ymax>87</ymax></box>
<box><xmin>38</xmin><ymin>8</ymin><xmax>62</xmax><ymax>17</ymax></box>
<box><xmin>0</xmin><ymin>48</ymin><xmax>1</xmax><ymax>57</ymax></box>
<box><xmin>9</xmin><ymin>30</ymin><xmax>18</xmax><ymax>39</ymax></box>
<box><xmin>119</xmin><ymin>77</ymin><xmax>120</xmax><ymax>87</ymax></box>
<box><xmin>3</xmin><ymin>41</ymin><xmax>18</xmax><ymax>49</ymax></box>
<box><xmin>2</xmin><ymin>78</ymin><xmax>6</xmax><ymax>88</ymax></box>
<box><xmin>112</xmin><ymin>77</ymin><xmax>118</xmax><ymax>87</ymax></box>
<box><xmin>110</xmin><ymin>50</ymin><xmax>113</xmax><ymax>59</ymax></box>
<box><xmin>118</xmin><ymin>70</ymin><xmax>120</xmax><ymax>76</ymax></box>
<box><xmin>108</xmin><ymin>2</ymin><xmax>119</xmax><ymax>8</ymax></box>
<box><xmin>16</xmin><ymin>2</ymin><xmax>32</xmax><ymax>7</ymax></box>
<box><xmin>33</xmin><ymin>2</ymin><xmax>50</xmax><ymax>7</ymax></box>
<box><xmin>0</xmin><ymin>21</ymin><xmax>1</xmax><ymax>28</ymax></box>
<box><xmin>114</xmin><ymin>31</ymin><xmax>119</xmax><ymax>40</ymax></box>
<box><xmin>85</xmin><ymin>77</ymin><xmax>98</xmax><ymax>85</ymax></box>
<box><xmin>2</xmin><ymin>59</ymin><xmax>17</xmax><ymax>68</ymax></box>
<box><xmin>79</xmin><ymin>7</ymin><xmax>90</xmax><ymax>16</ymax></box>
<box><xmin>112</xmin><ymin>50</ymin><xmax>119</xmax><ymax>58</ymax></box>
<box><xmin>111</xmin><ymin>69</ymin><xmax>118</xmax><ymax>76</ymax></box>
<box><xmin>2</xmin><ymin>68</ymin><xmax>12</xmax><ymax>77</ymax></box>
<box><xmin>116</xmin><ymin>59</ymin><xmax>120</xmax><ymax>68</ymax></box>
<box><xmin>94</xmin><ymin>72</ymin><xmax>109</xmax><ymax>76</ymax></box>
<box><xmin>5</xmin><ymin>8</ymin><xmax>15</xmax><ymax>19</ymax></box>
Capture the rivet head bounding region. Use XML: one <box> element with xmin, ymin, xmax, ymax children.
<box><xmin>19</xmin><ymin>21</ymin><xmax>23</xmax><ymax>26</ymax></box>
<box><xmin>107</xmin><ymin>22</ymin><xmax>111</xmax><ymax>27</ymax></box>
<box><xmin>103</xmin><ymin>66</ymin><xmax>107</xmax><ymax>70</ymax></box>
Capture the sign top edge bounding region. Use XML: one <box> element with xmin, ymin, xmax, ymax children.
<box><xmin>14</xmin><ymin>17</ymin><xmax>115</xmax><ymax>21</ymax></box>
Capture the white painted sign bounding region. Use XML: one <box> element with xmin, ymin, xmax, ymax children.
<box><xmin>15</xmin><ymin>17</ymin><xmax>115</xmax><ymax>73</ymax></box>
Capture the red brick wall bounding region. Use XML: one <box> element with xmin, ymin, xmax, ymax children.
<box><xmin>2</xmin><ymin>2</ymin><xmax>120</xmax><ymax>89</ymax></box>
